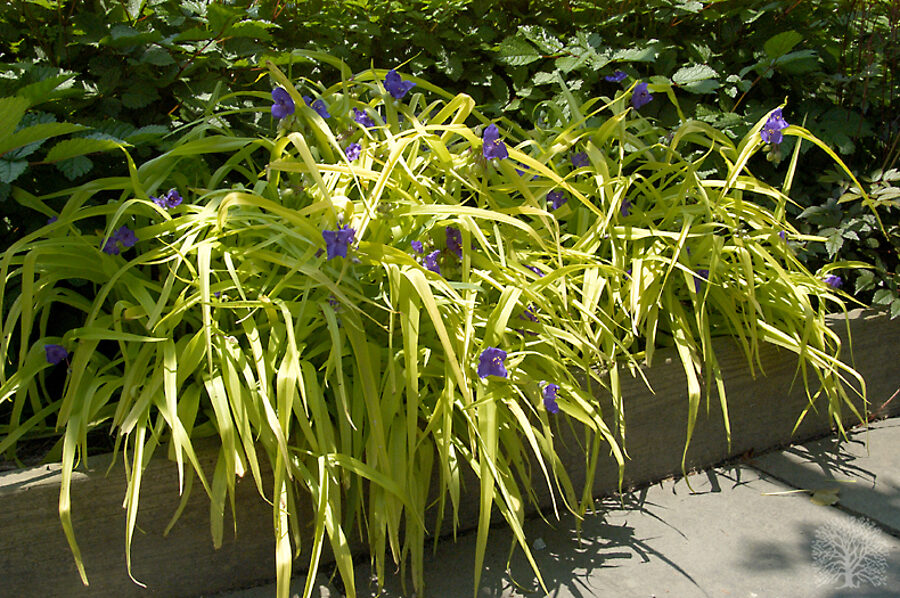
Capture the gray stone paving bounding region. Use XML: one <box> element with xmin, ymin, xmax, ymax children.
<box><xmin>209</xmin><ymin>418</ymin><xmax>900</xmax><ymax>598</ymax></box>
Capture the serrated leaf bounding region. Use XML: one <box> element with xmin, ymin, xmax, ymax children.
<box><xmin>126</xmin><ymin>0</ymin><xmax>146</xmax><ymax>20</ymax></box>
<box><xmin>497</xmin><ymin>36</ymin><xmax>541</xmax><ymax>66</ymax></box>
<box><xmin>0</xmin><ymin>159</ymin><xmax>27</xmax><ymax>184</ymax></box>
<box><xmin>15</xmin><ymin>74</ymin><xmax>78</xmax><ymax>105</ymax></box>
<box><xmin>891</xmin><ymin>299</ymin><xmax>900</xmax><ymax>319</ymax></box>
<box><xmin>854</xmin><ymin>270</ymin><xmax>876</xmax><ymax>293</ymax></box>
<box><xmin>126</xmin><ymin>125</ymin><xmax>169</xmax><ymax>144</ymax></box>
<box><xmin>45</xmin><ymin>138</ymin><xmax>124</xmax><ymax>162</ymax></box>
<box><xmin>140</xmin><ymin>47</ymin><xmax>175</xmax><ymax>66</ymax></box>
<box><xmin>873</xmin><ymin>289</ymin><xmax>893</xmax><ymax>305</ymax></box>
<box><xmin>518</xmin><ymin>25</ymin><xmax>564</xmax><ymax>54</ymax></box>
<box><xmin>207</xmin><ymin>3</ymin><xmax>242</xmax><ymax>33</ymax></box>
<box><xmin>672</xmin><ymin>64</ymin><xmax>719</xmax><ymax>85</ymax></box>
<box><xmin>225</xmin><ymin>21</ymin><xmax>274</xmax><ymax>41</ymax></box>
<box><xmin>774</xmin><ymin>50</ymin><xmax>819</xmax><ymax>74</ymax></box>
<box><xmin>825</xmin><ymin>233</ymin><xmax>843</xmax><ymax>256</ymax></box>
<box><xmin>532</xmin><ymin>71</ymin><xmax>557</xmax><ymax>86</ymax></box>
<box><xmin>764</xmin><ymin>31</ymin><xmax>803</xmax><ymax>59</ymax></box>
<box><xmin>56</xmin><ymin>155</ymin><xmax>93</xmax><ymax>180</ymax></box>
<box><xmin>681</xmin><ymin>79</ymin><xmax>720</xmax><ymax>94</ymax></box>
<box><xmin>555</xmin><ymin>53</ymin><xmax>591</xmax><ymax>74</ymax></box>
<box><xmin>122</xmin><ymin>87</ymin><xmax>160</xmax><ymax>109</ymax></box>
<box><xmin>0</xmin><ymin>97</ymin><xmax>30</xmax><ymax>139</ymax></box>
<box><xmin>612</xmin><ymin>43</ymin><xmax>660</xmax><ymax>63</ymax></box>
<box><xmin>0</xmin><ymin>122</ymin><xmax>86</xmax><ymax>156</ymax></box>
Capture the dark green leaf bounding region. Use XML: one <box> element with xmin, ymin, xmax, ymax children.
<box><xmin>56</xmin><ymin>155</ymin><xmax>93</xmax><ymax>180</ymax></box>
<box><xmin>45</xmin><ymin>138</ymin><xmax>124</xmax><ymax>162</ymax></box>
<box><xmin>854</xmin><ymin>270</ymin><xmax>876</xmax><ymax>293</ymax></box>
<box><xmin>0</xmin><ymin>159</ymin><xmax>27</xmax><ymax>184</ymax></box>
<box><xmin>497</xmin><ymin>36</ymin><xmax>541</xmax><ymax>66</ymax></box>
<box><xmin>518</xmin><ymin>25</ymin><xmax>564</xmax><ymax>54</ymax></box>
<box><xmin>873</xmin><ymin>289</ymin><xmax>893</xmax><ymax>305</ymax></box>
<box><xmin>122</xmin><ymin>87</ymin><xmax>160</xmax><ymax>109</ymax></box>
<box><xmin>140</xmin><ymin>47</ymin><xmax>176</xmax><ymax>66</ymax></box>
<box><xmin>764</xmin><ymin>31</ymin><xmax>803</xmax><ymax>59</ymax></box>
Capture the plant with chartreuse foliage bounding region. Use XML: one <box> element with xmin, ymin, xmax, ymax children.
<box><xmin>0</xmin><ymin>54</ymin><xmax>877</xmax><ymax>598</ymax></box>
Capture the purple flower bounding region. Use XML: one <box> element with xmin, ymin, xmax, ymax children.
<box><xmin>152</xmin><ymin>188</ymin><xmax>183</xmax><ymax>210</ymax></box>
<box><xmin>631</xmin><ymin>82</ymin><xmax>653</xmax><ymax>110</ymax></box>
<box><xmin>411</xmin><ymin>240</ymin><xmax>424</xmax><ymax>254</ymax></box>
<box><xmin>527</xmin><ymin>265</ymin><xmax>544</xmax><ymax>277</ymax></box>
<box><xmin>482</xmin><ymin>124</ymin><xmax>508</xmax><ymax>160</ymax></box>
<box><xmin>446</xmin><ymin>227</ymin><xmax>462</xmax><ymax>259</ymax></box>
<box><xmin>44</xmin><ymin>344</ymin><xmax>68</xmax><ymax>365</ymax></box>
<box><xmin>271</xmin><ymin>87</ymin><xmax>295</xmax><ymax>120</ymax></box>
<box><xmin>353</xmin><ymin>108</ymin><xmax>377</xmax><ymax>128</ymax></box>
<box><xmin>303</xmin><ymin>96</ymin><xmax>331</xmax><ymax>119</ymax></box>
<box><xmin>345</xmin><ymin>142</ymin><xmax>362</xmax><ymax>161</ymax></box>
<box><xmin>542</xmin><ymin>383</ymin><xmax>560</xmax><ymax>414</ymax></box>
<box><xmin>520</xmin><ymin>304</ymin><xmax>539</xmax><ymax>323</ymax></box>
<box><xmin>47</xmin><ymin>216</ymin><xmax>58</xmax><ymax>224</ymax></box>
<box><xmin>823</xmin><ymin>274</ymin><xmax>843</xmax><ymax>288</ymax></box>
<box><xmin>384</xmin><ymin>69</ymin><xmax>416</xmax><ymax>100</ymax></box>
<box><xmin>322</xmin><ymin>225</ymin><xmax>356</xmax><ymax>259</ymax></box>
<box><xmin>477</xmin><ymin>347</ymin><xmax>508</xmax><ymax>379</ymax></box>
<box><xmin>605</xmin><ymin>70</ymin><xmax>627</xmax><ymax>82</ymax></box>
<box><xmin>761</xmin><ymin>108</ymin><xmax>789</xmax><ymax>145</ymax></box>
<box><xmin>102</xmin><ymin>225</ymin><xmax>137</xmax><ymax>255</ymax></box>
<box><xmin>620</xmin><ymin>199</ymin><xmax>631</xmax><ymax>217</ymax></box>
<box><xmin>547</xmin><ymin>190</ymin><xmax>567</xmax><ymax>211</ymax></box>
<box><xmin>571</xmin><ymin>152</ymin><xmax>589</xmax><ymax>169</ymax></box>
<box><xmin>424</xmin><ymin>250</ymin><xmax>441</xmax><ymax>274</ymax></box>
<box><xmin>779</xmin><ymin>230</ymin><xmax>787</xmax><ymax>240</ymax></box>
<box><xmin>693</xmin><ymin>269</ymin><xmax>710</xmax><ymax>293</ymax></box>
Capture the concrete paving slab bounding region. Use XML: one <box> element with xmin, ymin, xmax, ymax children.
<box><xmin>209</xmin><ymin>462</ymin><xmax>900</xmax><ymax>598</ymax></box>
<box><xmin>752</xmin><ymin>418</ymin><xmax>900</xmax><ymax>534</ymax></box>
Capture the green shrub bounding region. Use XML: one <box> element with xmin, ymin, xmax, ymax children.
<box><xmin>0</xmin><ymin>54</ymin><xmax>875</xmax><ymax>598</ymax></box>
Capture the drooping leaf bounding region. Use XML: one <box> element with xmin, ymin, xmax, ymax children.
<box><xmin>45</xmin><ymin>137</ymin><xmax>124</xmax><ymax>162</ymax></box>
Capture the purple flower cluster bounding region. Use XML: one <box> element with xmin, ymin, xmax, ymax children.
<box><xmin>384</xmin><ymin>69</ymin><xmax>415</xmax><ymax>100</ymax></box>
<box><xmin>152</xmin><ymin>188</ymin><xmax>183</xmax><ymax>210</ymax></box>
<box><xmin>44</xmin><ymin>344</ymin><xmax>68</xmax><ymax>365</ymax></box>
<box><xmin>547</xmin><ymin>190</ymin><xmax>567</xmax><ymax>211</ymax></box>
<box><xmin>571</xmin><ymin>152</ymin><xmax>589</xmax><ymax>169</ymax></box>
<box><xmin>322</xmin><ymin>225</ymin><xmax>356</xmax><ymax>259</ymax></box>
<box><xmin>353</xmin><ymin>108</ymin><xmax>377</xmax><ymax>128</ymax></box>
<box><xmin>761</xmin><ymin>108</ymin><xmax>789</xmax><ymax>145</ymax></box>
<box><xmin>303</xmin><ymin>96</ymin><xmax>331</xmax><ymax>119</ymax></box>
<box><xmin>477</xmin><ymin>347</ymin><xmax>507</xmax><ymax>379</ymax></box>
<box><xmin>345</xmin><ymin>142</ymin><xmax>362</xmax><ymax>161</ymax></box>
<box><xmin>102</xmin><ymin>225</ymin><xmax>137</xmax><ymax>255</ymax></box>
<box><xmin>446</xmin><ymin>227</ymin><xmax>463</xmax><ymax>259</ymax></box>
<box><xmin>271</xmin><ymin>87</ymin><xmax>295</xmax><ymax>120</ymax></box>
<box><xmin>542</xmin><ymin>383</ymin><xmax>560</xmax><ymax>414</ymax></box>
<box><xmin>631</xmin><ymin>82</ymin><xmax>653</xmax><ymax>110</ymax></box>
<box><xmin>823</xmin><ymin>274</ymin><xmax>843</xmax><ymax>288</ymax></box>
<box><xmin>693</xmin><ymin>269</ymin><xmax>710</xmax><ymax>293</ymax></box>
<box><xmin>424</xmin><ymin>250</ymin><xmax>441</xmax><ymax>274</ymax></box>
<box><xmin>482</xmin><ymin>124</ymin><xmax>508</xmax><ymax>160</ymax></box>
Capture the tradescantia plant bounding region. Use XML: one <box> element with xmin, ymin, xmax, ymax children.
<box><xmin>0</xmin><ymin>52</ymin><xmax>875</xmax><ymax>598</ymax></box>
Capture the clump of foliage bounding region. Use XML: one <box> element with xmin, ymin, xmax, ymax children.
<box><xmin>0</xmin><ymin>53</ymin><xmax>873</xmax><ymax>597</ymax></box>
